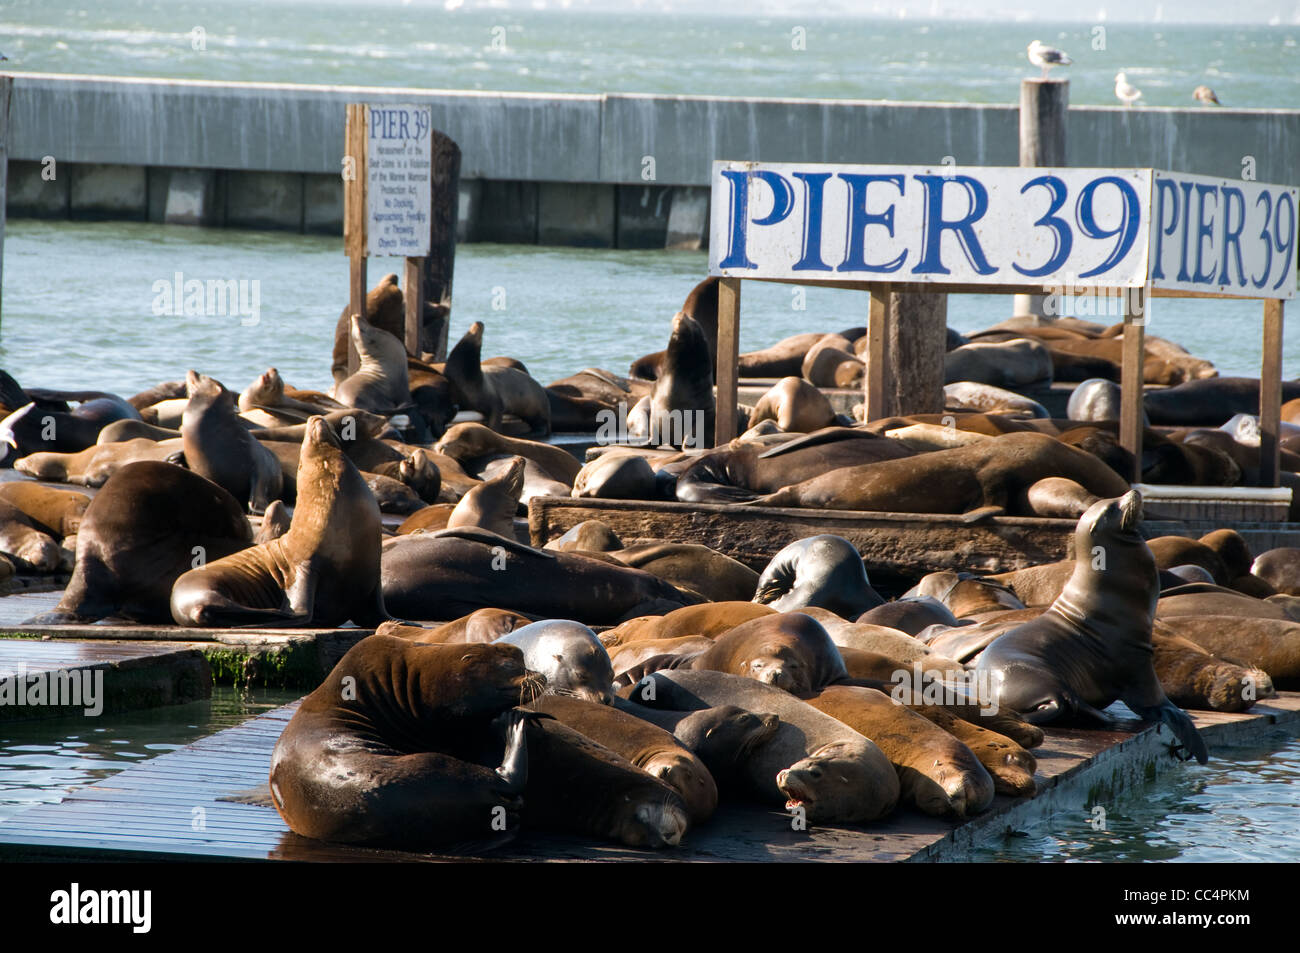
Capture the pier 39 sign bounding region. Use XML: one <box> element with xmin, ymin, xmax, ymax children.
<box><xmin>708</xmin><ymin>161</ymin><xmax>1298</xmax><ymax>299</ymax></box>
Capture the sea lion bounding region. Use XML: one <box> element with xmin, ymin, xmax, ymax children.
<box><xmin>801</xmin><ymin>338</ymin><xmax>864</xmax><ymax>388</ymax></box>
<box><xmin>664</xmin><ymin>611</ymin><xmax>849</xmax><ymax>695</ymax></box>
<box><xmin>906</xmin><ymin>705</ymin><xmax>1039</xmax><ymax>796</ymax></box>
<box><xmin>600</xmin><ymin>601</ymin><xmax>775</xmax><ymax>648</ymax></box>
<box><xmin>367</xmin><ymin>449</ymin><xmax>442</xmax><ymax>505</ymax></box>
<box><xmin>446</xmin><ymin>455</ymin><xmax>525</xmax><ymax>537</ymax></box>
<box><xmin>609</xmin><ymin>636</ymin><xmax>717</xmax><ymax>682</ymax></box>
<box><xmin>629</xmin><ymin>313</ymin><xmax>714</xmax><ymax>449</ymax></box>
<box><xmin>14</xmin><ymin>437</ymin><xmax>185</xmax><ymax>486</ymax></box>
<box><xmin>629</xmin><ymin>276</ymin><xmax>721</xmax><ymax>380</ymax></box>
<box><xmin>442</xmin><ymin>322</ymin><xmax>504</xmax><ymax>431</ymax></box>
<box><xmin>1151</xmin><ymin>624</ymin><xmax>1271</xmax><ymax>713</ymax></box>
<box><xmin>527</xmin><ymin>695</ymin><xmax>718</xmax><ymax>822</ymax></box>
<box><xmin>748</xmin><ymin>377</ymin><xmax>836</xmax><ymax>434</ymax></box>
<box><xmin>609</xmin><ymin>543</ymin><xmax>759</xmax><ymax>603</ymax></box>
<box><xmin>1251</xmin><ymin>548</ymin><xmax>1300</xmax><ymax>596</ymax></box>
<box><xmin>944</xmin><ymin>382</ymin><xmax>1048</xmax><ymax>418</ymax></box>
<box><xmin>269</xmin><ymin>636</ymin><xmax>543</xmax><ymax>848</ymax></box>
<box><xmin>885</xmin><ymin>423</ymin><xmax>990</xmax><ymax>452</ymax></box>
<box><xmin>495</xmin><ymin>619</ymin><xmax>615</xmax><ymax>705</ymax></box>
<box><xmin>1156</xmin><ymin>615</ymin><xmax>1300</xmax><ymax>688</ymax></box>
<box><xmin>571</xmin><ymin>451</ymin><xmax>658</xmax><ymax>500</ymax></box>
<box><xmin>481</xmin><ymin>364</ymin><xmax>551</xmax><ymax>437</ymax></box>
<box><xmin>856</xmin><ymin>598</ymin><xmax>961</xmax><ymax>637</ymax></box>
<box><xmin>905</xmin><ymin>571</ymin><xmax>1026</xmax><ymax>618</ymax></box>
<box><xmin>254</xmin><ymin>499</ymin><xmax>292</xmax><ymax>544</ymax></box>
<box><xmin>378</xmin><ymin>608</ymin><xmax>534</xmax><ymax>644</ymax></box>
<box><xmin>382</xmin><ymin>528</ymin><xmax>700</xmax><ymax>624</ymax></box>
<box><xmin>128</xmin><ymin>380</ymin><xmax>187</xmax><ymax>410</ymax></box>
<box><xmin>0</xmin><ymin>483</ymin><xmax>90</xmax><ymax>538</ymax></box>
<box><xmin>329</xmin><ymin>272</ymin><xmax>406</xmax><ymax>384</ymax></box>
<box><xmin>435</xmin><ymin>421</ymin><xmax>581</xmax><ymax>485</ymax></box>
<box><xmin>945</xmin><ymin>338</ymin><xmax>1053</xmax><ymax>389</ymax></box>
<box><xmin>0</xmin><ymin>500</ymin><xmax>64</xmax><ymax>571</ymax></box>
<box><xmin>331</xmin><ymin>315</ymin><xmax>413</xmax><ymax>417</ymax></box>
<box><xmin>171</xmin><ymin>415</ymin><xmax>386</xmax><ymax>627</ymax></box>
<box><xmin>96</xmin><ymin>419</ymin><xmax>181</xmax><ymax>444</ymax></box>
<box><xmin>753</xmin><ymin>535</ymin><xmax>885</xmax><ymax>618</ymax></box>
<box><xmin>181</xmin><ymin>370</ymin><xmax>283</xmax><ymax>514</ymax></box>
<box><xmin>543</xmin><ymin>519</ymin><xmax>624</xmax><ymax>553</ymax></box>
<box><xmin>974</xmin><ymin>491</ymin><xmax>1209</xmax><ymax>763</ymax></box>
<box><xmin>755</xmin><ymin>432</ymin><xmax>1130</xmax><ymax>517</ymax></box>
<box><xmin>803</xmin><ymin>685</ymin><xmax>996</xmax><ymax>818</ymax></box>
<box><xmin>27</xmin><ymin>462</ymin><xmax>253</xmax><ymax>624</ymax></box>
<box><xmin>626</xmin><ymin>669</ymin><xmax>900</xmax><ymax>823</ymax></box>
<box><xmin>1145</xmin><ymin>377</ymin><xmax>1300</xmax><ymax>427</ymax></box>
<box><xmin>734</xmin><ymin>332</ymin><xmax>828</xmax><ymax>379</ymax></box>
<box><xmin>1020</xmin><ymin>476</ymin><xmax>1101</xmax><ymax>518</ymax></box>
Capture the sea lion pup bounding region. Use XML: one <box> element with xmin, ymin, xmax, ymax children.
<box><xmin>1151</xmin><ymin>624</ymin><xmax>1271</xmax><ymax>713</ymax></box>
<box><xmin>754</xmin><ymin>432</ymin><xmax>1130</xmax><ymax>518</ymax></box>
<box><xmin>747</xmin><ymin>377</ymin><xmax>836</xmax><ymax>434</ymax></box>
<box><xmin>608</xmin><ymin>543</ymin><xmax>759</xmax><ymax>603</ymax></box>
<box><xmin>329</xmin><ymin>272</ymin><xmax>406</xmax><ymax>384</ymax></box>
<box><xmin>754</xmin><ymin>535</ymin><xmax>885</xmax><ymax>618</ymax></box>
<box><xmin>171</xmin><ymin>416</ymin><xmax>386</xmax><ymax>627</ymax></box>
<box><xmin>519</xmin><ymin>716</ymin><xmax>690</xmax><ymax>848</ymax></box>
<box><xmin>626</xmin><ymin>670</ymin><xmax>900</xmax><ymax>823</ymax></box>
<box><xmin>975</xmin><ymin>491</ymin><xmax>1209</xmax><ymax>764</ymax></box>
<box><xmin>571</xmin><ymin>451</ymin><xmax>658</xmax><ymax>500</ymax></box>
<box><xmin>527</xmin><ymin>695</ymin><xmax>718</xmax><ymax>823</ymax></box>
<box><xmin>269</xmin><ymin>637</ymin><xmax>544</xmax><ymax>848</ymax></box>
<box><xmin>601</xmin><ymin>601</ymin><xmax>775</xmax><ymax>648</ymax></box>
<box><xmin>181</xmin><ymin>370</ymin><xmax>283</xmax><ymax>514</ymax></box>
<box><xmin>446</xmin><ymin>455</ymin><xmax>525</xmax><ymax>537</ymax></box>
<box><xmin>0</xmin><ymin>483</ymin><xmax>90</xmax><ymax>539</ymax></box>
<box><xmin>435</xmin><ymin>421</ymin><xmax>581</xmax><ymax>485</ymax></box>
<box><xmin>675</xmin><ymin>427</ymin><xmax>913</xmax><ymax>504</ymax></box>
<box><xmin>27</xmin><ymin>462</ymin><xmax>252</xmax><ymax>624</ymax></box>
<box><xmin>629</xmin><ymin>313</ymin><xmax>715</xmax><ymax>449</ymax></box>
<box><xmin>496</xmin><ymin>620</ymin><xmax>616</xmax><ymax>705</ymax></box>
<box><xmin>331</xmin><ymin>315</ymin><xmax>414</xmax><ymax>415</ymax></box>
<box><xmin>802</xmin><ymin>685</ymin><xmax>996</xmax><ymax>818</ymax></box>
<box><xmin>378</xmin><ymin>609</ymin><xmax>534</xmax><ymax>644</ymax></box>
<box><xmin>381</xmin><ymin>528</ymin><xmax>701</xmax><ymax>625</ymax></box>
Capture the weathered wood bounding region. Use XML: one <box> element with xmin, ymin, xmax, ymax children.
<box><xmin>0</xmin><ymin>76</ymin><xmax>11</xmax><ymax>329</ymax></box>
<box><xmin>714</xmin><ymin>277</ymin><xmax>741</xmax><ymax>446</ymax></box>
<box><xmin>864</xmin><ymin>283</ymin><xmax>889</xmax><ymax>421</ymax></box>
<box><xmin>884</xmin><ymin>289</ymin><xmax>946</xmax><ymax>417</ymax></box>
<box><xmin>418</xmin><ymin>130</ymin><xmax>461</xmax><ymax>361</ymax></box>
<box><xmin>403</xmin><ymin>256</ymin><xmax>424</xmax><ymax>356</ymax></box>
<box><xmin>1118</xmin><ymin>289</ymin><xmax>1146</xmax><ymax>483</ymax></box>
<box><xmin>343</xmin><ymin>103</ymin><xmax>369</xmax><ymax>377</ymax></box>
<box><xmin>1260</xmin><ymin>298</ymin><xmax>1285</xmax><ymax>487</ymax></box>
<box><xmin>1014</xmin><ymin>77</ymin><xmax>1069</xmax><ymax>320</ymax></box>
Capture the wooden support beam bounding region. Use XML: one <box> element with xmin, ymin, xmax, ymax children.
<box><xmin>1260</xmin><ymin>298</ymin><xmax>1285</xmax><ymax>488</ymax></box>
<box><xmin>403</xmin><ymin>256</ymin><xmax>424</xmax><ymax>356</ymax></box>
<box><xmin>343</xmin><ymin>103</ymin><xmax>369</xmax><ymax>376</ymax></box>
<box><xmin>1118</xmin><ymin>288</ymin><xmax>1147</xmax><ymax>485</ymax></box>
<box><xmin>864</xmin><ymin>283</ymin><xmax>890</xmax><ymax>422</ymax></box>
<box><xmin>713</xmin><ymin>277</ymin><xmax>741</xmax><ymax>447</ymax></box>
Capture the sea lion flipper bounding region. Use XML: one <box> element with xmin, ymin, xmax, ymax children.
<box><xmin>959</xmin><ymin>505</ymin><xmax>1005</xmax><ymax>523</ymax></box>
<box><xmin>1129</xmin><ymin>699</ymin><xmax>1209</xmax><ymax>765</ymax></box>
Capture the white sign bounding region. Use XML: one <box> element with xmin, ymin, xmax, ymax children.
<box><xmin>1147</xmin><ymin>171</ymin><xmax>1297</xmax><ymax>298</ymax></box>
<box><xmin>709</xmin><ymin>161</ymin><xmax>1298</xmax><ymax>299</ymax></box>
<box><xmin>366</xmin><ymin>104</ymin><xmax>433</xmax><ymax>257</ymax></box>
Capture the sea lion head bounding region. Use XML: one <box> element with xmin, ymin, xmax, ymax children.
<box><xmin>639</xmin><ymin>751</ymin><xmax>718</xmax><ymax>821</ymax></box>
<box><xmin>737</xmin><ymin>641</ymin><xmax>811</xmax><ymax>694</ymax></box>
<box><xmin>424</xmin><ymin>642</ymin><xmax>546</xmax><ymax>716</ymax></box>
<box><xmin>239</xmin><ymin>367</ymin><xmax>284</xmax><ymax>411</ymax></box>
<box><xmin>397</xmin><ymin>449</ymin><xmax>441</xmax><ymax>500</ymax></box>
<box><xmin>776</xmin><ymin>738</ymin><xmax>882</xmax><ymax>823</ymax></box>
<box><xmin>350</xmin><ymin>314</ymin><xmax>405</xmax><ymax>364</ymax></box>
<box><xmin>498</xmin><ymin>621</ymin><xmax>616</xmax><ymax>705</ymax></box>
<box><xmin>673</xmin><ymin>705</ymin><xmax>780</xmax><ymax>776</ymax></box>
<box><xmin>663</xmin><ymin>312</ymin><xmax>711</xmax><ymax>381</ymax></box>
<box><xmin>184</xmin><ymin>370</ymin><xmax>233</xmax><ymax>413</ymax></box>
<box><xmin>608</xmin><ymin>793</ymin><xmax>690</xmax><ymax>848</ymax></box>
<box><xmin>434</xmin><ymin>421</ymin><xmax>498</xmax><ymax>461</ymax></box>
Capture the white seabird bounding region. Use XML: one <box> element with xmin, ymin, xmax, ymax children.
<box><xmin>1115</xmin><ymin>72</ymin><xmax>1142</xmax><ymax>106</ymax></box>
<box><xmin>1027</xmin><ymin>40</ymin><xmax>1072</xmax><ymax>79</ymax></box>
<box><xmin>1193</xmin><ymin>84</ymin><xmax>1221</xmax><ymax>106</ymax></box>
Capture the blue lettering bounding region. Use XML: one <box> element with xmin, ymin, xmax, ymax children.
<box><xmin>1013</xmin><ymin>175</ymin><xmax>1073</xmax><ymax>277</ymax></box>
<box><xmin>836</xmin><ymin>173</ymin><xmax>907</xmax><ymax>274</ymax></box>
<box><xmin>1176</xmin><ymin>180</ymin><xmax>1195</xmax><ymax>281</ymax></box>
<box><xmin>792</xmin><ymin>172</ymin><xmax>833</xmax><ymax>272</ymax></box>
<box><xmin>750</xmin><ymin>171</ymin><xmax>795</xmax><ymax>226</ymax></box>
<box><xmin>1219</xmin><ymin>186</ymin><xmax>1246</xmax><ymax>288</ymax></box>
<box><xmin>911</xmin><ymin>174</ymin><xmax>996</xmax><ymax>276</ymax></box>
<box><xmin>717</xmin><ymin>170</ymin><xmax>756</xmax><ymax>270</ymax></box>
<box><xmin>1192</xmin><ymin>183</ymin><xmax>1218</xmax><ymax>284</ymax></box>
<box><xmin>1150</xmin><ymin>179</ymin><xmax>1180</xmax><ymax>281</ymax></box>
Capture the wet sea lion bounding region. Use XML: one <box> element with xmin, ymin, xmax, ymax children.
<box><xmin>753</xmin><ymin>535</ymin><xmax>885</xmax><ymax>618</ymax></box>
<box><xmin>496</xmin><ymin>619</ymin><xmax>615</xmax><ymax>705</ymax></box>
<box><xmin>755</xmin><ymin>432</ymin><xmax>1129</xmax><ymax>517</ymax></box>
<box><xmin>181</xmin><ymin>370</ymin><xmax>283</xmax><ymax>514</ymax></box>
<box><xmin>803</xmin><ymin>685</ymin><xmax>996</xmax><ymax>818</ymax></box>
<box><xmin>613</xmin><ymin>700</ymin><xmax>780</xmax><ymax>793</ymax></box>
<box><xmin>527</xmin><ymin>695</ymin><xmax>718</xmax><ymax>822</ymax></box>
<box><xmin>171</xmin><ymin>416</ymin><xmax>386</xmax><ymax>627</ymax></box>
<box><xmin>28</xmin><ymin>462</ymin><xmax>252</xmax><ymax>623</ymax></box>
<box><xmin>627</xmin><ymin>669</ymin><xmax>899</xmax><ymax>823</ymax></box>
<box><xmin>975</xmin><ymin>491</ymin><xmax>1208</xmax><ymax>763</ymax></box>
<box><xmin>269</xmin><ymin>636</ymin><xmax>543</xmax><ymax>848</ymax></box>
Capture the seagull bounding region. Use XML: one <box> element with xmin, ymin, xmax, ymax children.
<box><xmin>1027</xmin><ymin>40</ymin><xmax>1072</xmax><ymax>79</ymax></box>
<box><xmin>1193</xmin><ymin>84</ymin><xmax>1221</xmax><ymax>106</ymax></box>
<box><xmin>0</xmin><ymin>403</ymin><xmax>34</xmax><ymax>465</ymax></box>
<box><xmin>1115</xmin><ymin>72</ymin><xmax>1142</xmax><ymax>106</ymax></box>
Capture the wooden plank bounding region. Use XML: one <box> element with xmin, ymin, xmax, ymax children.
<box><xmin>1119</xmin><ymin>288</ymin><xmax>1146</xmax><ymax>483</ymax></box>
<box><xmin>713</xmin><ymin>277</ymin><xmax>741</xmax><ymax>446</ymax></box>
<box><xmin>403</xmin><ymin>255</ymin><xmax>424</xmax><ymax>356</ymax></box>
<box><xmin>865</xmin><ymin>283</ymin><xmax>889</xmax><ymax>422</ymax></box>
<box><xmin>1260</xmin><ymin>298</ymin><xmax>1285</xmax><ymax>487</ymax></box>
<box><xmin>344</xmin><ymin>103</ymin><xmax>369</xmax><ymax>377</ymax></box>
<box><xmin>420</xmin><ymin>130</ymin><xmax>462</xmax><ymax>362</ymax></box>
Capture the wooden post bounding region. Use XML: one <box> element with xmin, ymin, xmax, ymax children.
<box><xmin>1118</xmin><ymin>287</ymin><xmax>1146</xmax><ymax>484</ymax></box>
<box><xmin>713</xmin><ymin>277</ymin><xmax>741</xmax><ymax>447</ymax></box>
<box><xmin>1013</xmin><ymin>78</ymin><xmax>1068</xmax><ymax>319</ymax></box>
<box><xmin>0</xmin><ymin>76</ymin><xmax>12</xmax><ymax>329</ymax></box>
<box><xmin>885</xmin><ymin>291</ymin><xmax>947</xmax><ymax>416</ymax></box>
<box><xmin>343</xmin><ymin>103</ymin><xmax>369</xmax><ymax>376</ymax></box>
<box><xmin>403</xmin><ymin>256</ymin><xmax>424</xmax><ymax>356</ymax></box>
<box><xmin>1259</xmin><ymin>298</ymin><xmax>1285</xmax><ymax>487</ymax></box>
<box><xmin>418</xmin><ymin>131</ymin><xmax>461</xmax><ymax>361</ymax></box>
<box><xmin>864</xmin><ymin>284</ymin><xmax>890</xmax><ymax>422</ymax></box>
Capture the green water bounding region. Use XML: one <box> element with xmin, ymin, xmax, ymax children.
<box><xmin>0</xmin><ymin>685</ymin><xmax>301</xmax><ymax>824</ymax></box>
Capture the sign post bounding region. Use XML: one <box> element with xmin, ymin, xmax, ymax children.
<box><xmin>708</xmin><ymin>160</ymin><xmax>1296</xmax><ymax>489</ymax></box>
<box><xmin>343</xmin><ymin>103</ymin><xmax>436</xmax><ymax>373</ymax></box>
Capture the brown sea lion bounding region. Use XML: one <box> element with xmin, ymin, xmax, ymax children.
<box><xmin>269</xmin><ymin>636</ymin><xmax>543</xmax><ymax>848</ymax></box>
<box><xmin>15</xmin><ymin>437</ymin><xmax>185</xmax><ymax>487</ymax></box>
<box><xmin>1156</xmin><ymin>615</ymin><xmax>1300</xmax><ymax>688</ymax></box>
<box><xmin>629</xmin><ymin>276</ymin><xmax>721</xmax><ymax>380</ymax></box>
<box><xmin>26</xmin><ymin>461</ymin><xmax>252</xmax><ymax>624</ymax></box>
<box><xmin>609</xmin><ymin>542</ymin><xmax>759</xmax><ymax>603</ymax></box>
<box><xmin>571</xmin><ymin>451</ymin><xmax>658</xmax><ymax>500</ymax></box>
<box><xmin>671</xmin><ymin>611</ymin><xmax>849</xmax><ymax>695</ymax></box>
<box><xmin>944</xmin><ymin>338</ymin><xmax>1053</xmax><ymax>389</ymax></box>
<box><xmin>527</xmin><ymin>695</ymin><xmax>718</xmax><ymax>822</ymax></box>
<box><xmin>181</xmin><ymin>370</ymin><xmax>283</xmax><ymax>514</ymax></box>
<box><xmin>171</xmin><ymin>416</ymin><xmax>386</xmax><ymax>627</ymax></box>
<box><xmin>747</xmin><ymin>376</ymin><xmax>837</xmax><ymax>434</ymax></box>
<box><xmin>329</xmin><ymin>272</ymin><xmax>405</xmax><ymax>384</ymax></box>
<box><xmin>906</xmin><ymin>705</ymin><xmax>1039</xmax><ymax>796</ymax></box>
<box><xmin>446</xmin><ymin>455</ymin><xmax>525</xmax><ymax>537</ymax></box>
<box><xmin>599</xmin><ymin>601</ymin><xmax>775</xmax><ymax>648</ymax></box>
<box><xmin>543</xmin><ymin>519</ymin><xmax>625</xmax><ymax>553</ymax></box>
<box><xmin>1151</xmin><ymin>624</ymin><xmax>1272</xmax><ymax>713</ymax></box>
<box><xmin>332</xmin><ymin>315</ymin><xmax>413</xmax><ymax>417</ymax></box>
<box><xmin>629</xmin><ymin>313</ymin><xmax>715</xmax><ymax>449</ymax></box>
<box><xmin>0</xmin><ymin>499</ymin><xmax>63</xmax><ymax>571</ymax></box>
<box><xmin>1251</xmin><ymin>548</ymin><xmax>1300</xmax><ymax>596</ymax></box>
<box><xmin>377</xmin><ymin>608</ymin><xmax>534</xmax><ymax>644</ymax></box>
<box><xmin>753</xmin><ymin>535</ymin><xmax>885</xmax><ymax>618</ymax></box>
<box><xmin>442</xmin><ymin>322</ymin><xmax>504</xmax><ymax>431</ymax></box>
<box><xmin>0</xmin><ymin>483</ymin><xmax>90</xmax><ymax>538</ymax></box>
<box><xmin>803</xmin><ymin>684</ymin><xmax>995</xmax><ymax>818</ymax></box>
<box><xmin>434</xmin><ymin>421</ymin><xmax>581</xmax><ymax>484</ymax></box>
<box><xmin>368</xmin><ymin>449</ymin><xmax>442</xmax><ymax>505</ymax></box>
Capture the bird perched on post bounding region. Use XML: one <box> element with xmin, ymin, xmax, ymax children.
<box><xmin>1193</xmin><ymin>85</ymin><xmax>1221</xmax><ymax>106</ymax></box>
<box><xmin>1027</xmin><ymin>40</ymin><xmax>1072</xmax><ymax>79</ymax></box>
<box><xmin>1115</xmin><ymin>72</ymin><xmax>1142</xmax><ymax>106</ymax></box>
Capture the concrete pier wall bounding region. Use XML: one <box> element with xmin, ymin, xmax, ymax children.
<box><xmin>6</xmin><ymin>72</ymin><xmax>1299</xmax><ymax>247</ymax></box>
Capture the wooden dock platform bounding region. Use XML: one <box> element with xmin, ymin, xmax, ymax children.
<box><xmin>1</xmin><ymin>692</ymin><xmax>1295</xmax><ymax>862</ymax></box>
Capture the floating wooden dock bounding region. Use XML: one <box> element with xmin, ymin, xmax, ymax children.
<box><xmin>1</xmin><ymin>693</ymin><xmax>1295</xmax><ymax>862</ymax></box>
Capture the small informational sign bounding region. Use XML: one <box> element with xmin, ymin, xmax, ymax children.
<box><xmin>365</xmin><ymin>104</ymin><xmax>433</xmax><ymax>257</ymax></box>
<box><xmin>709</xmin><ymin>161</ymin><xmax>1297</xmax><ymax>299</ymax></box>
